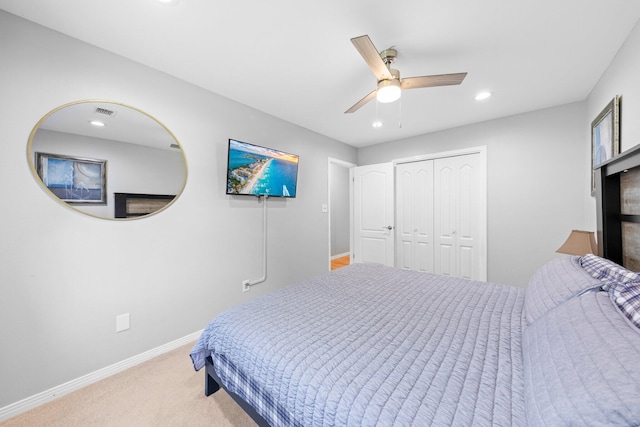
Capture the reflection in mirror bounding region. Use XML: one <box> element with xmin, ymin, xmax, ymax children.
<box><xmin>28</xmin><ymin>101</ymin><xmax>187</xmax><ymax>220</ymax></box>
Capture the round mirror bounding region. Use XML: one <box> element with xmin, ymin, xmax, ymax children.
<box><xmin>28</xmin><ymin>100</ymin><xmax>187</xmax><ymax>219</ymax></box>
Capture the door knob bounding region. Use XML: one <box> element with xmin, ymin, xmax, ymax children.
<box><xmin>383</xmin><ymin>225</ymin><xmax>393</xmax><ymax>230</ymax></box>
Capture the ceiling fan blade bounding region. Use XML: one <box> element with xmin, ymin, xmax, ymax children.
<box><xmin>345</xmin><ymin>89</ymin><xmax>377</xmax><ymax>114</ymax></box>
<box><xmin>351</xmin><ymin>35</ymin><xmax>392</xmax><ymax>81</ymax></box>
<box><xmin>401</xmin><ymin>72</ymin><xmax>467</xmax><ymax>90</ymax></box>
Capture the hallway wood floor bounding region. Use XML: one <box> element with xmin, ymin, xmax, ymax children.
<box><xmin>331</xmin><ymin>255</ymin><xmax>350</xmax><ymax>270</ymax></box>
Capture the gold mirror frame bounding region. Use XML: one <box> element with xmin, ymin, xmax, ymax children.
<box><xmin>27</xmin><ymin>100</ymin><xmax>188</xmax><ymax>220</ymax></box>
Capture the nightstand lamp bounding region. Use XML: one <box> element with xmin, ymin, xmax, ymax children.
<box><xmin>556</xmin><ymin>230</ymin><xmax>597</xmax><ymax>256</ymax></box>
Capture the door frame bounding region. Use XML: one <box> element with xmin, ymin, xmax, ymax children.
<box><xmin>393</xmin><ymin>146</ymin><xmax>487</xmax><ymax>167</ymax></box>
<box><xmin>327</xmin><ymin>157</ymin><xmax>356</xmax><ymax>271</ymax></box>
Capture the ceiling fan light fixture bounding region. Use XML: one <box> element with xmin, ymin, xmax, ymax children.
<box><xmin>376</xmin><ymin>79</ymin><xmax>401</xmax><ymax>103</ymax></box>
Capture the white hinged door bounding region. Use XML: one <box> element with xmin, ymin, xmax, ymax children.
<box><xmin>352</xmin><ymin>163</ymin><xmax>395</xmax><ymax>266</ymax></box>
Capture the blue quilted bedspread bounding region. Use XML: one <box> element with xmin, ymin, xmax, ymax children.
<box><xmin>191</xmin><ymin>263</ymin><xmax>526</xmax><ymax>426</ymax></box>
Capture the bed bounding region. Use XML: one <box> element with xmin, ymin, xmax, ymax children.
<box><xmin>190</xmin><ymin>256</ymin><xmax>640</xmax><ymax>426</ymax></box>
<box><xmin>191</xmin><ymin>146</ymin><xmax>640</xmax><ymax>426</ymax></box>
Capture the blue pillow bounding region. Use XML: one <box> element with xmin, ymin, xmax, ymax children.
<box><xmin>524</xmin><ymin>256</ymin><xmax>602</xmax><ymax>325</ymax></box>
<box><xmin>523</xmin><ymin>291</ymin><xmax>640</xmax><ymax>426</ymax></box>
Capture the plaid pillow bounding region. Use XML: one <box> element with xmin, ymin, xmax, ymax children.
<box><xmin>580</xmin><ymin>254</ymin><xmax>640</xmax><ymax>328</ymax></box>
<box><xmin>613</xmin><ymin>284</ymin><xmax>640</xmax><ymax>329</ymax></box>
<box><xmin>580</xmin><ymin>254</ymin><xmax>640</xmax><ymax>288</ymax></box>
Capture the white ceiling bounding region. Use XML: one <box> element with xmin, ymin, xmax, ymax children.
<box><xmin>2</xmin><ymin>0</ymin><xmax>640</xmax><ymax>148</ymax></box>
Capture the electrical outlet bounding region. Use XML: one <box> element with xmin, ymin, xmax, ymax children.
<box><xmin>116</xmin><ymin>313</ymin><xmax>130</xmax><ymax>332</ymax></box>
<box><xmin>243</xmin><ymin>280</ymin><xmax>251</xmax><ymax>293</ymax></box>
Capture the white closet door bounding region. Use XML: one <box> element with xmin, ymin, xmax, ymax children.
<box><xmin>396</xmin><ymin>161</ymin><xmax>434</xmax><ymax>272</ymax></box>
<box><xmin>352</xmin><ymin>163</ymin><xmax>395</xmax><ymax>266</ymax></box>
<box><xmin>434</xmin><ymin>153</ymin><xmax>485</xmax><ymax>280</ymax></box>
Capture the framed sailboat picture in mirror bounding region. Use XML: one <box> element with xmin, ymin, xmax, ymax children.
<box><xmin>35</xmin><ymin>152</ymin><xmax>107</xmax><ymax>204</ymax></box>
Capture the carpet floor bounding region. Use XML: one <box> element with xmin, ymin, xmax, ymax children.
<box><xmin>1</xmin><ymin>342</ymin><xmax>257</xmax><ymax>427</ymax></box>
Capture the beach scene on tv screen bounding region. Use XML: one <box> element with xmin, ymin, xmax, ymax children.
<box><xmin>227</xmin><ymin>140</ymin><xmax>299</xmax><ymax>197</ymax></box>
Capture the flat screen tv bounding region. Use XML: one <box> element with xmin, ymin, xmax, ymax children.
<box><xmin>226</xmin><ymin>139</ymin><xmax>299</xmax><ymax>198</ymax></box>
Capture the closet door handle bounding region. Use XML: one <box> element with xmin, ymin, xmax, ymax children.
<box><xmin>383</xmin><ymin>225</ymin><xmax>393</xmax><ymax>230</ymax></box>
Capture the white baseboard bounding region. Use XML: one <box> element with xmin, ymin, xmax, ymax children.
<box><xmin>331</xmin><ymin>252</ymin><xmax>349</xmax><ymax>260</ymax></box>
<box><xmin>0</xmin><ymin>330</ymin><xmax>203</xmax><ymax>422</ymax></box>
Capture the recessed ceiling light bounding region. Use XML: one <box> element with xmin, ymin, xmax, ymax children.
<box><xmin>372</xmin><ymin>120</ymin><xmax>383</xmax><ymax>128</ymax></box>
<box><xmin>154</xmin><ymin>0</ymin><xmax>179</xmax><ymax>6</ymax></box>
<box><xmin>89</xmin><ymin>120</ymin><xmax>105</xmax><ymax>127</ymax></box>
<box><xmin>475</xmin><ymin>91</ymin><xmax>492</xmax><ymax>101</ymax></box>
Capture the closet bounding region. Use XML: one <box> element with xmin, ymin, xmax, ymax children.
<box><xmin>396</xmin><ymin>160</ymin><xmax>434</xmax><ymax>272</ymax></box>
<box><xmin>395</xmin><ymin>150</ymin><xmax>486</xmax><ymax>280</ymax></box>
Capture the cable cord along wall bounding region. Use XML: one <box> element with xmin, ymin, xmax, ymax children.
<box><xmin>243</xmin><ymin>196</ymin><xmax>268</xmax><ymax>292</ymax></box>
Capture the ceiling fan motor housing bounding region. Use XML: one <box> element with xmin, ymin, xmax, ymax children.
<box><xmin>380</xmin><ymin>48</ymin><xmax>397</xmax><ymax>65</ymax></box>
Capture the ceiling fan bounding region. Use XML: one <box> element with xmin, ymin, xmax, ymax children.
<box><xmin>345</xmin><ymin>35</ymin><xmax>467</xmax><ymax>114</ymax></box>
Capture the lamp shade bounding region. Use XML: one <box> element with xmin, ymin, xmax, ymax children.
<box><xmin>556</xmin><ymin>230</ymin><xmax>597</xmax><ymax>256</ymax></box>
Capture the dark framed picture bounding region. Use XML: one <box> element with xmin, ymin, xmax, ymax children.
<box><xmin>591</xmin><ymin>95</ymin><xmax>620</xmax><ymax>194</ymax></box>
<box><xmin>35</xmin><ymin>152</ymin><xmax>107</xmax><ymax>204</ymax></box>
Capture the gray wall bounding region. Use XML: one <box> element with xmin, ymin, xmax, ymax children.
<box><xmin>358</xmin><ymin>102</ymin><xmax>589</xmax><ymax>287</ymax></box>
<box><xmin>585</xmin><ymin>16</ymin><xmax>640</xmax><ymax>231</ymax></box>
<box><xmin>588</xmin><ymin>17</ymin><xmax>640</xmax><ymax>155</ymax></box>
<box><xmin>0</xmin><ymin>11</ymin><xmax>356</xmax><ymax>409</ymax></box>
